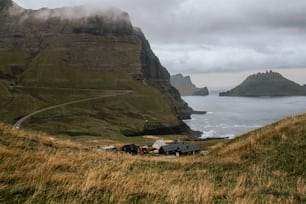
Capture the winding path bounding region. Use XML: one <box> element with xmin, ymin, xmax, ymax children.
<box><xmin>13</xmin><ymin>91</ymin><xmax>132</xmax><ymax>129</ymax></box>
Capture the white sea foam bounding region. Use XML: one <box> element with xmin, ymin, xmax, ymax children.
<box><xmin>200</xmin><ymin>130</ymin><xmax>216</xmax><ymax>138</ymax></box>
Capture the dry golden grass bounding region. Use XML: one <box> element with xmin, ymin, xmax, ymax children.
<box><xmin>0</xmin><ymin>112</ymin><xmax>305</xmax><ymax>203</ymax></box>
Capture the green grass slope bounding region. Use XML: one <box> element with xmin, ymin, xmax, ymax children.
<box><xmin>0</xmin><ymin>82</ymin><xmax>10</xmax><ymax>106</ymax></box>
<box><xmin>0</xmin><ymin>112</ymin><xmax>305</xmax><ymax>203</ymax></box>
<box><xmin>0</xmin><ymin>5</ymin><xmax>187</xmax><ymax>137</ymax></box>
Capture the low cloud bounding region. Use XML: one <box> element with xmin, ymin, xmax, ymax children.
<box><xmin>10</xmin><ymin>2</ymin><xmax>132</xmax><ymax>29</ymax></box>
<box><xmin>15</xmin><ymin>0</ymin><xmax>306</xmax><ymax>75</ymax></box>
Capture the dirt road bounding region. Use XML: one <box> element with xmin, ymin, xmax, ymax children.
<box><xmin>13</xmin><ymin>91</ymin><xmax>131</xmax><ymax>129</ymax></box>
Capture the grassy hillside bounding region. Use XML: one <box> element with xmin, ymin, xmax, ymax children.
<box><xmin>0</xmin><ymin>82</ymin><xmax>10</xmax><ymax>106</ymax></box>
<box><xmin>0</xmin><ymin>4</ymin><xmax>189</xmax><ymax>137</ymax></box>
<box><xmin>0</xmin><ymin>112</ymin><xmax>305</xmax><ymax>203</ymax></box>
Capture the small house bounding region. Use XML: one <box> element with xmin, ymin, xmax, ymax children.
<box><xmin>121</xmin><ymin>144</ymin><xmax>140</xmax><ymax>154</ymax></box>
<box><xmin>159</xmin><ymin>142</ymin><xmax>200</xmax><ymax>156</ymax></box>
<box><xmin>152</xmin><ymin>140</ymin><xmax>166</xmax><ymax>152</ymax></box>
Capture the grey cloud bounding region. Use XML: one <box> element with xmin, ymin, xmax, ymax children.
<box><xmin>14</xmin><ymin>0</ymin><xmax>306</xmax><ymax>75</ymax></box>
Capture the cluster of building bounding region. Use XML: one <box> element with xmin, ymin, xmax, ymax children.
<box><xmin>98</xmin><ymin>140</ymin><xmax>201</xmax><ymax>156</ymax></box>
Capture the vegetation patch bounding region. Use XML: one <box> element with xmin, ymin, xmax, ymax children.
<box><xmin>0</xmin><ymin>113</ymin><xmax>305</xmax><ymax>203</ymax></box>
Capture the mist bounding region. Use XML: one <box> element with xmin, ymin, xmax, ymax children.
<box><xmin>10</xmin><ymin>1</ymin><xmax>131</xmax><ymax>25</ymax></box>
<box><xmin>14</xmin><ymin>0</ymin><xmax>306</xmax><ymax>87</ymax></box>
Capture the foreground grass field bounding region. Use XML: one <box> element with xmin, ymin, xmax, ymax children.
<box><xmin>0</xmin><ymin>113</ymin><xmax>305</xmax><ymax>203</ymax></box>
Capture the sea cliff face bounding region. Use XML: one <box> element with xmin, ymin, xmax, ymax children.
<box><xmin>170</xmin><ymin>74</ymin><xmax>209</xmax><ymax>96</ymax></box>
<box><xmin>192</xmin><ymin>87</ymin><xmax>209</xmax><ymax>96</ymax></box>
<box><xmin>0</xmin><ymin>0</ymin><xmax>197</xmax><ymax>137</ymax></box>
<box><xmin>135</xmin><ymin>31</ymin><xmax>193</xmax><ymax>120</ymax></box>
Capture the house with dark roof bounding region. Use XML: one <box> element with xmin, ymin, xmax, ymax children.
<box><xmin>121</xmin><ymin>144</ymin><xmax>140</xmax><ymax>154</ymax></box>
<box><xmin>159</xmin><ymin>142</ymin><xmax>200</xmax><ymax>156</ymax></box>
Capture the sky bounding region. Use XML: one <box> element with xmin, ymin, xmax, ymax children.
<box><xmin>14</xmin><ymin>0</ymin><xmax>306</xmax><ymax>90</ymax></box>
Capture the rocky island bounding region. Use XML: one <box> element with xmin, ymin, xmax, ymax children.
<box><xmin>220</xmin><ymin>71</ymin><xmax>306</xmax><ymax>97</ymax></box>
<box><xmin>170</xmin><ymin>73</ymin><xmax>209</xmax><ymax>96</ymax></box>
<box><xmin>0</xmin><ymin>0</ymin><xmax>199</xmax><ymax>138</ymax></box>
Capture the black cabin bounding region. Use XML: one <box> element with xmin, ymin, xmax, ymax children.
<box><xmin>121</xmin><ymin>144</ymin><xmax>140</xmax><ymax>154</ymax></box>
<box><xmin>159</xmin><ymin>143</ymin><xmax>200</xmax><ymax>155</ymax></box>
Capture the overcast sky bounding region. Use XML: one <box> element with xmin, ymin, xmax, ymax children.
<box><xmin>15</xmin><ymin>0</ymin><xmax>306</xmax><ymax>89</ymax></box>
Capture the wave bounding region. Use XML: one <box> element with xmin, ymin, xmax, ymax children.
<box><xmin>233</xmin><ymin>124</ymin><xmax>261</xmax><ymax>128</ymax></box>
<box><xmin>200</xmin><ymin>130</ymin><xmax>235</xmax><ymax>139</ymax></box>
<box><xmin>200</xmin><ymin>130</ymin><xmax>217</xmax><ymax>139</ymax></box>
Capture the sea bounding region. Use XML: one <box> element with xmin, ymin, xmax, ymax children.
<box><xmin>183</xmin><ymin>95</ymin><xmax>306</xmax><ymax>139</ymax></box>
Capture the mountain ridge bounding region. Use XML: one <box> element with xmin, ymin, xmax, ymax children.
<box><xmin>0</xmin><ymin>1</ymin><xmax>198</xmax><ymax>138</ymax></box>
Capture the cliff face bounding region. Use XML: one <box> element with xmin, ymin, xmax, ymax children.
<box><xmin>170</xmin><ymin>74</ymin><xmax>209</xmax><ymax>96</ymax></box>
<box><xmin>220</xmin><ymin>71</ymin><xmax>306</xmax><ymax>96</ymax></box>
<box><xmin>136</xmin><ymin>33</ymin><xmax>193</xmax><ymax>119</ymax></box>
<box><xmin>192</xmin><ymin>87</ymin><xmax>209</xmax><ymax>96</ymax></box>
<box><xmin>0</xmin><ymin>1</ymin><xmax>197</xmax><ymax>137</ymax></box>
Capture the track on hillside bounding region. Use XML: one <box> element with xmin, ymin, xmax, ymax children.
<box><xmin>13</xmin><ymin>90</ymin><xmax>132</xmax><ymax>129</ymax></box>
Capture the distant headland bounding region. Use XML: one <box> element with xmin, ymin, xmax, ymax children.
<box><xmin>220</xmin><ymin>71</ymin><xmax>306</xmax><ymax>97</ymax></box>
<box><xmin>170</xmin><ymin>74</ymin><xmax>209</xmax><ymax>96</ymax></box>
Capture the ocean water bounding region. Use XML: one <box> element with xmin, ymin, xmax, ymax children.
<box><xmin>183</xmin><ymin>95</ymin><xmax>306</xmax><ymax>139</ymax></box>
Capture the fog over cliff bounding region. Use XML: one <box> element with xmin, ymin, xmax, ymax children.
<box><xmin>14</xmin><ymin>0</ymin><xmax>306</xmax><ymax>87</ymax></box>
<box><xmin>7</xmin><ymin>1</ymin><xmax>130</xmax><ymax>24</ymax></box>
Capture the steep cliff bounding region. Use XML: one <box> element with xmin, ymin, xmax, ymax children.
<box><xmin>220</xmin><ymin>71</ymin><xmax>306</xmax><ymax>96</ymax></box>
<box><xmin>192</xmin><ymin>87</ymin><xmax>209</xmax><ymax>96</ymax></box>
<box><xmin>0</xmin><ymin>1</ymin><xmax>197</xmax><ymax>138</ymax></box>
<box><xmin>136</xmin><ymin>34</ymin><xmax>194</xmax><ymax>119</ymax></box>
<box><xmin>170</xmin><ymin>74</ymin><xmax>209</xmax><ymax>96</ymax></box>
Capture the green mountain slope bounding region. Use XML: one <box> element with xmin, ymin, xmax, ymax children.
<box><xmin>0</xmin><ymin>0</ymin><xmax>195</xmax><ymax>138</ymax></box>
<box><xmin>220</xmin><ymin>71</ymin><xmax>306</xmax><ymax>96</ymax></box>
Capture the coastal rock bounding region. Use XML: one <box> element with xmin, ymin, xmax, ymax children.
<box><xmin>170</xmin><ymin>74</ymin><xmax>209</xmax><ymax>96</ymax></box>
<box><xmin>220</xmin><ymin>71</ymin><xmax>306</xmax><ymax>96</ymax></box>
<box><xmin>192</xmin><ymin>87</ymin><xmax>209</xmax><ymax>96</ymax></box>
